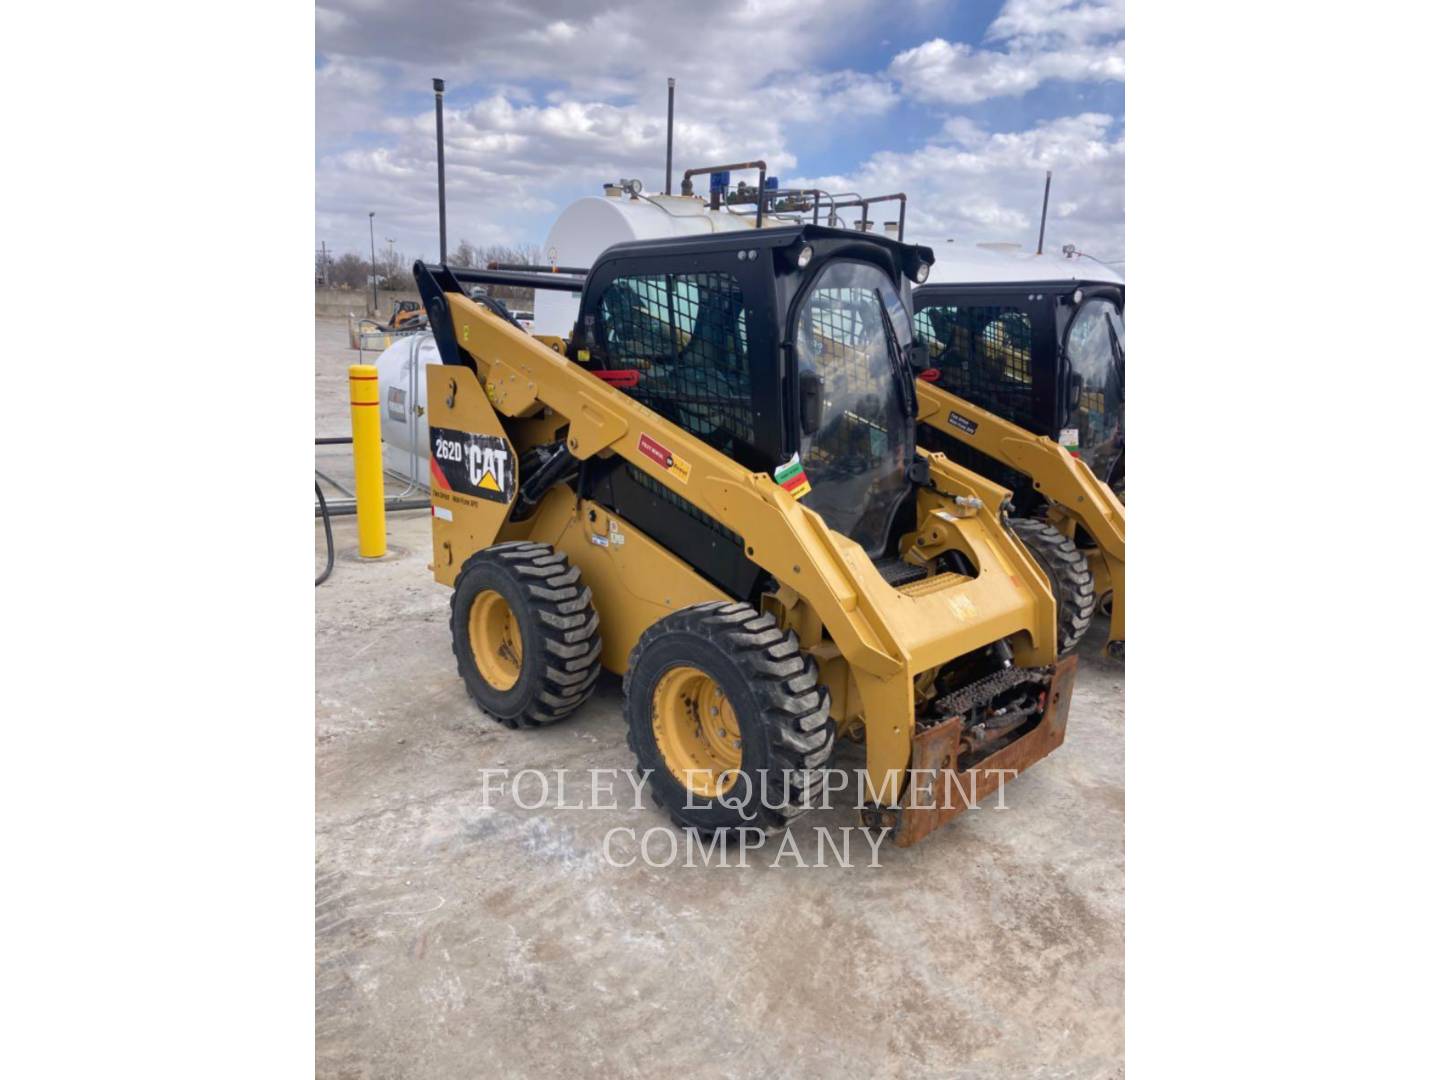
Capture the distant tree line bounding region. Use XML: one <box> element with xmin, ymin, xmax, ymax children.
<box><xmin>316</xmin><ymin>239</ymin><xmax>545</xmax><ymax>308</ymax></box>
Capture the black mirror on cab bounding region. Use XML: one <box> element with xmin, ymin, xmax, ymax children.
<box><xmin>1068</xmin><ymin>371</ymin><xmax>1083</xmax><ymax>410</ymax></box>
<box><xmin>799</xmin><ymin>370</ymin><xmax>823</xmax><ymax>434</ymax></box>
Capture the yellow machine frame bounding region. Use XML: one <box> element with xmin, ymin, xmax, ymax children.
<box><xmin>915</xmin><ymin>380</ymin><xmax>1125</xmax><ymax>656</ymax></box>
<box><xmin>427</xmin><ymin>290</ymin><xmax>1072</xmax><ymax>825</ymax></box>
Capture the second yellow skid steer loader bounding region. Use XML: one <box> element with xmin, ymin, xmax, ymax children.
<box><xmin>913</xmin><ymin>279</ymin><xmax>1125</xmax><ymax>659</ymax></box>
<box><xmin>415</xmin><ymin>225</ymin><xmax>1079</xmax><ymax>844</ymax></box>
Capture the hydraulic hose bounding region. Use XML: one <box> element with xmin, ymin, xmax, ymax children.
<box><xmin>316</xmin><ymin>481</ymin><xmax>335</xmax><ymax>586</ymax></box>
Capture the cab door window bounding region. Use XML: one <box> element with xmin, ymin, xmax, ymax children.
<box><xmin>793</xmin><ymin>260</ymin><xmax>914</xmax><ymax>555</ymax></box>
<box><xmin>598</xmin><ymin>271</ymin><xmax>754</xmax><ymax>456</ymax></box>
<box><xmin>1063</xmin><ymin>297</ymin><xmax>1125</xmax><ymax>481</ymax></box>
<box><xmin>914</xmin><ymin>303</ymin><xmax>1037</xmax><ymax>427</ymax></box>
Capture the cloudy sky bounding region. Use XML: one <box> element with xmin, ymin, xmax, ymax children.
<box><xmin>315</xmin><ymin>0</ymin><xmax>1124</xmax><ymax>266</ymax></box>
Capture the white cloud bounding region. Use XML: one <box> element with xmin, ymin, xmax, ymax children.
<box><xmin>315</xmin><ymin>0</ymin><xmax>891</xmax><ymax>118</ymax></box>
<box><xmin>788</xmin><ymin>112</ymin><xmax>1124</xmax><ymax>257</ymax></box>
<box><xmin>314</xmin><ymin>0</ymin><xmax>1124</xmax><ymax>259</ymax></box>
<box><xmin>314</xmin><ymin>0</ymin><xmax>915</xmax><ymax>255</ymax></box>
<box><xmin>316</xmin><ymin>83</ymin><xmax>803</xmax><ymax>258</ymax></box>
<box><xmin>315</xmin><ymin>56</ymin><xmax>385</xmax><ymax>146</ymax></box>
<box><xmin>891</xmin><ymin>0</ymin><xmax>1124</xmax><ymax>105</ymax></box>
<box><xmin>987</xmin><ymin>0</ymin><xmax>1126</xmax><ymax>44</ymax></box>
<box><xmin>315</xmin><ymin>83</ymin><xmax>814</xmax><ymax>258</ymax></box>
<box><xmin>534</xmin><ymin>20</ymin><xmax>578</xmax><ymax>44</ymax></box>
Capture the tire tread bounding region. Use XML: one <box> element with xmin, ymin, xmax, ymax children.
<box><xmin>623</xmin><ymin>602</ymin><xmax>835</xmax><ymax>831</ymax></box>
<box><xmin>450</xmin><ymin>541</ymin><xmax>602</xmax><ymax>729</ymax></box>
<box><xmin>1011</xmin><ymin>517</ymin><xmax>1097</xmax><ymax>654</ymax></box>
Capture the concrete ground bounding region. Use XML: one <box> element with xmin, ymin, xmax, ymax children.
<box><xmin>315</xmin><ymin>316</ymin><xmax>1125</xmax><ymax>1079</ymax></box>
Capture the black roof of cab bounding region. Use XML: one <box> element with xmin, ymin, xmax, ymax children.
<box><xmin>594</xmin><ymin>224</ymin><xmax>935</xmax><ymax>287</ymax></box>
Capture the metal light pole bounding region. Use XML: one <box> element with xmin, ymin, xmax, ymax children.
<box><xmin>368</xmin><ymin>211</ymin><xmax>378</xmax><ymax>313</ymax></box>
<box><xmin>434</xmin><ymin>77</ymin><xmax>448</xmax><ymax>263</ymax></box>
<box><xmin>664</xmin><ymin>77</ymin><xmax>675</xmax><ymax>195</ymax></box>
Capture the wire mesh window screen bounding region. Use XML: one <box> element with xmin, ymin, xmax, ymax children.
<box><xmin>599</xmin><ymin>273</ymin><xmax>753</xmax><ymax>452</ymax></box>
<box><xmin>915</xmin><ymin>304</ymin><xmax>1035</xmax><ymax>426</ymax></box>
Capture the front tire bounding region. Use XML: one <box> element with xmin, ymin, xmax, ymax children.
<box><xmin>623</xmin><ymin>601</ymin><xmax>834</xmax><ymax>833</ymax></box>
<box><xmin>1011</xmin><ymin>517</ymin><xmax>1097</xmax><ymax>654</ymax></box>
<box><xmin>450</xmin><ymin>541</ymin><xmax>602</xmax><ymax>728</ymax></box>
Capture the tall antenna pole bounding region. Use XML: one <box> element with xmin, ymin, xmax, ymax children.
<box><xmin>434</xmin><ymin>77</ymin><xmax>448</xmax><ymax>263</ymax></box>
<box><xmin>664</xmin><ymin>78</ymin><xmax>676</xmax><ymax>195</ymax></box>
<box><xmin>1037</xmin><ymin>169</ymin><xmax>1052</xmax><ymax>255</ymax></box>
<box><xmin>368</xmin><ymin>212</ymin><xmax>377</xmax><ymax>313</ymax></box>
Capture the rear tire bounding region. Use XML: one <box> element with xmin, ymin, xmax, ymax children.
<box><xmin>623</xmin><ymin>601</ymin><xmax>834</xmax><ymax>833</ymax></box>
<box><xmin>1011</xmin><ymin>517</ymin><xmax>1096</xmax><ymax>654</ymax></box>
<box><xmin>450</xmin><ymin>541</ymin><xmax>602</xmax><ymax>728</ymax></box>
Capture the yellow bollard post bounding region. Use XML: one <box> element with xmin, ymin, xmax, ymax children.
<box><xmin>349</xmin><ymin>363</ymin><xmax>387</xmax><ymax>558</ymax></box>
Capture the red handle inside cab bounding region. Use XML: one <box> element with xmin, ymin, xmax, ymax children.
<box><xmin>594</xmin><ymin>369</ymin><xmax>641</xmax><ymax>389</ymax></box>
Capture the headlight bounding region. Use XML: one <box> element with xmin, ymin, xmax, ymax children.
<box><xmin>1072</xmin><ymin>288</ymin><xmax>1084</xmax><ymax>304</ymax></box>
<box><xmin>796</xmin><ymin>244</ymin><xmax>814</xmax><ymax>268</ymax></box>
<box><xmin>913</xmin><ymin>261</ymin><xmax>930</xmax><ymax>283</ymax></box>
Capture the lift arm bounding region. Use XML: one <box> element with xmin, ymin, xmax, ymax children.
<box><xmin>915</xmin><ymin>380</ymin><xmax>1125</xmax><ymax>656</ymax></box>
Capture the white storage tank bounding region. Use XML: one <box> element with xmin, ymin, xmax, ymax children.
<box><xmin>375</xmin><ymin>331</ymin><xmax>440</xmax><ymax>488</ymax></box>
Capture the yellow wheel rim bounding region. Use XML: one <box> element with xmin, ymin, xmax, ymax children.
<box><xmin>651</xmin><ymin>665</ymin><xmax>742</xmax><ymax>797</ymax></box>
<box><xmin>468</xmin><ymin>590</ymin><xmax>524</xmax><ymax>691</ymax></box>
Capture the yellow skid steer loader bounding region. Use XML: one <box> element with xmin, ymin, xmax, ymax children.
<box><xmin>415</xmin><ymin>225</ymin><xmax>1079</xmax><ymax>844</ymax></box>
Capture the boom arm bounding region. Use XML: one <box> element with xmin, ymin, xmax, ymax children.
<box><xmin>915</xmin><ymin>379</ymin><xmax>1125</xmax><ymax>655</ymax></box>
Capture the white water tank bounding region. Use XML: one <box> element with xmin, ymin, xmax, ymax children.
<box><xmin>375</xmin><ymin>332</ymin><xmax>440</xmax><ymax>487</ymax></box>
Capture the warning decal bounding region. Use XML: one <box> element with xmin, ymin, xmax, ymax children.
<box><xmin>430</xmin><ymin>426</ymin><xmax>515</xmax><ymax>504</ymax></box>
<box><xmin>947</xmin><ymin>411</ymin><xmax>978</xmax><ymax>436</ymax></box>
<box><xmin>637</xmin><ymin>432</ymin><xmax>691</xmax><ymax>484</ymax></box>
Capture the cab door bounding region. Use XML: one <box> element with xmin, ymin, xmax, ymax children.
<box><xmin>573</xmin><ymin>251</ymin><xmax>782</xmax><ymax>600</ymax></box>
<box><xmin>913</xmin><ymin>289</ymin><xmax>1059</xmax><ymax>436</ymax></box>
